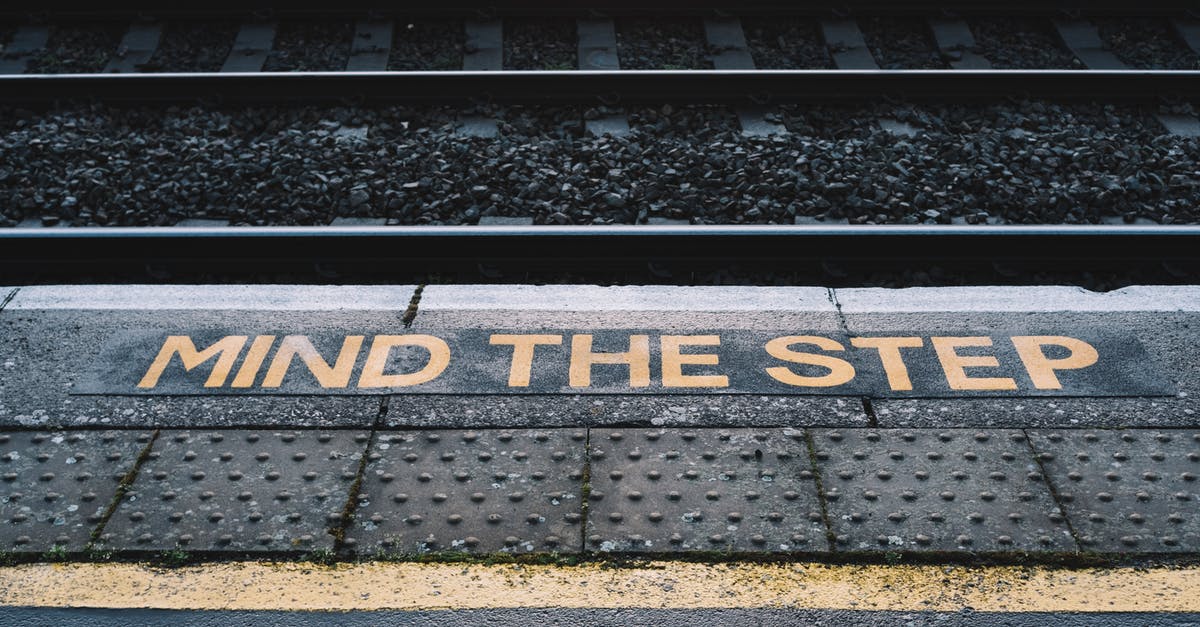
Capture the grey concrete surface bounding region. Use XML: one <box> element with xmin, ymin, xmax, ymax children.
<box><xmin>839</xmin><ymin>311</ymin><xmax>1199</xmax><ymax>428</ymax></box>
<box><xmin>99</xmin><ymin>430</ymin><xmax>368</xmax><ymax>553</ymax></box>
<box><xmin>587</xmin><ymin>428</ymin><xmax>827</xmax><ymax>553</ymax></box>
<box><xmin>346</xmin><ymin>430</ymin><xmax>586</xmax><ymax>555</ymax></box>
<box><xmin>1</xmin><ymin>608</ymin><xmax>1195</xmax><ymax>626</ymax></box>
<box><xmin>6</xmin><ymin>285</ymin><xmax>418</xmax><ymax>311</ymax></box>
<box><xmin>384</xmin><ymin>394</ymin><xmax>870</xmax><ymax>428</ymax></box>
<box><xmin>0</xmin><ymin>310</ymin><xmax>397</xmax><ymax>427</ymax></box>
<box><xmin>405</xmin><ymin>285</ymin><xmax>865</xmax><ymax>427</ymax></box>
<box><xmin>833</xmin><ymin>286</ymin><xmax>1200</xmax><ymax>313</ymax></box>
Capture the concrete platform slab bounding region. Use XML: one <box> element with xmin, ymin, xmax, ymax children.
<box><xmin>347</xmin><ymin>429</ymin><xmax>586</xmax><ymax>556</ymax></box>
<box><xmin>832</xmin><ymin>287</ymin><xmax>1199</xmax><ymax>428</ymax></box>
<box><xmin>405</xmin><ymin>285</ymin><xmax>866</xmax><ymax>427</ymax></box>
<box><xmin>587</xmin><ymin>428</ymin><xmax>827</xmax><ymax>553</ymax></box>
<box><xmin>1029</xmin><ymin>429</ymin><xmax>1200</xmax><ymax>553</ymax></box>
<box><xmin>813</xmin><ymin>429</ymin><xmax>1073</xmax><ymax>553</ymax></box>
<box><xmin>99</xmin><ymin>430</ymin><xmax>368</xmax><ymax>554</ymax></box>
<box><xmin>0</xmin><ymin>430</ymin><xmax>151</xmax><ymax>553</ymax></box>
<box><xmin>0</xmin><ymin>286</ymin><xmax>414</xmax><ymax>428</ymax></box>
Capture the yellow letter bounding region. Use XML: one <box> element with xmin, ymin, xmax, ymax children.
<box><xmin>1011</xmin><ymin>336</ymin><xmax>1099</xmax><ymax>390</ymax></box>
<box><xmin>931</xmin><ymin>337</ymin><xmax>1017</xmax><ymax>391</ymax></box>
<box><xmin>262</xmin><ymin>335</ymin><xmax>364</xmax><ymax>389</ymax></box>
<box><xmin>231</xmin><ymin>335</ymin><xmax>276</xmax><ymax>388</ymax></box>
<box><xmin>661</xmin><ymin>335</ymin><xmax>728</xmax><ymax>388</ymax></box>
<box><xmin>137</xmin><ymin>335</ymin><xmax>247</xmax><ymax>389</ymax></box>
<box><xmin>569</xmin><ymin>334</ymin><xmax>650</xmax><ymax>388</ymax></box>
<box><xmin>489</xmin><ymin>334</ymin><xmax>563</xmax><ymax>387</ymax></box>
<box><xmin>850</xmin><ymin>337</ymin><xmax>924</xmax><ymax>391</ymax></box>
<box><xmin>764</xmin><ymin>336</ymin><xmax>855</xmax><ymax>387</ymax></box>
<box><xmin>358</xmin><ymin>335</ymin><xmax>451</xmax><ymax>388</ymax></box>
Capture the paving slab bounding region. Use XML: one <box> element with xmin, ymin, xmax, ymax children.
<box><xmin>100</xmin><ymin>430</ymin><xmax>368</xmax><ymax>553</ymax></box>
<box><xmin>346</xmin><ymin>429</ymin><xmax>586</xmax><ymax>555</ymax></box>
<box><xmin>1029</xmin><ymin>429</ymin><xmax>1200</xmax><ymax>553</ymax></box>
<box><xmin>0</xmin><ymin>286</ymin><xmax>414</xmax><ymax>428</ymax></box>
<box><xmin>834</xmin><ymin>287</ymin><xmax>1200</xmax><ymax>428</ymax></box>
<box><xmin>586</xmin><ymin>428</ymin><xmax>827</xmax><ymax>552</ymax></box>
<box><xmin>404</xmin><ymin>285</ymin><xmax>867</xmax><ymax>427</ymax></box>
<box><xmin>813</xmin><ymin>429</ymin><xmax>1074</xmax><ymax>553</ymax></box>
<box><xmin>384</xmin><ymin>394</ymin><xmax>868</xmax><ymax>429</ymax></box>
<box><xmin>0</xmin><ymin>430</ymin><xmax>150</xmax><ymax>553</ymax></box>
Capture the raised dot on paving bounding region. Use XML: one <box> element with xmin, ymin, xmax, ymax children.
<box><xmin>813</xmin><ymin>429</ymin><xmax>1073</xmax><ymax>552</ymax></box>
<box><xmin>586</xmin><ymin>428</ymin><xmax>826</xmax><ymax>552</ymax></box>
<box><xmin>1030</xmin><ymin>429</ymin><xmax>1200</xmax><ymax>552</ymax></box>
<box><xmin>0</xmin><ymin>430</ymin><xmax>151</xmax><ymax>553</ymax></box>
<box><xmin>345</xmin><ymin>429</ymin><xmax>586</xmax><ymax>555</ymax></box>
<box><xmin>99</xmin><ymin>430</ymin><xmax>368</xmax><ymax>553</ymax></box>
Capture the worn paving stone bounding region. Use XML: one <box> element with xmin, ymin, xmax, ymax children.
<box><xmin>0</xmin><ymin>309</ymin><xmax>398</xmax><ymax>428</ymax></box>
<box><xmin>1030</xmin><ymin>429</ymin><xmax>1200</xmax><ymax>553</ymax></box>
<box><xmin>385</xmin><ymin>395</ymin><xmax>868</xmax><ymax>429</ymax></box>
<box><xmin>587</xmin><ymin>428</ymin><xmax>827</xmax><ymax>553</ymax></box>
<box><xmin>836</xmin><ymin>309</ymin><xmax>1199</xmax><ymax>428</ymax></box>
<box><xmin>813</xmin><ymin>429</ymin><xmax>1074</xmax><ymax>552</ymax></box>
<box><xmin>0</xmin><ymin>430</ymin><xmax>150</xmax><ymax>553</ymax></box>
<box><xmin>101</xmin><ymin>430</ymin><xmax>367</xmax><ymax>553</ymax></box>
<box><xmin>347</xmin><ymin>429</ymin><xmax>586</xmax><ymax>555</ymax></box>
<box><xmin>403</xmin><ymin>285</ymin><xmax>866</xmax><ymax>428</ymax></box>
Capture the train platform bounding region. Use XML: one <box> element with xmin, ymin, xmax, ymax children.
<box><xmin>0</xmin><ymin>283</ymin><xmax>1198</xmax><ymax>622</ymax></box>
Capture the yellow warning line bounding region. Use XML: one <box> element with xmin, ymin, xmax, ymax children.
<box><xmin>0</xmin><ymin>561</ymin><xmax>1197</xmax><ymax>612</ymax></box>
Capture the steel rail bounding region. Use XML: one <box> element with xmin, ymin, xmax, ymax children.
<box><xmin>2</xmin><ymin>70</ymin><xmax>1199</xmax><ymax>105</ymax></box>
<box><xmin>3</xmin><ymin>0</ymin><xmax>1198</xmax><ymax>17</ymax></box>
<box><xmin>1</xmin><ymin>225</ymin><xmax>1197</xmax><ymax>278</ymax></box>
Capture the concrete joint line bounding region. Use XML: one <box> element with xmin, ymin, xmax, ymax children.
<box><xmin>402</xmin><ymin>284</ymin><xmax>425</xmax><ymax>327</ymax></box>
<box><xmin>86</xmin><ymin>430</ymin><xmax>161</xmax><ymax>553</ymax></box>
<box><xmin>1021</xmin><ymin>428</ymin><xmax>1084</xmax><ymax>552</ymax></box>
<box><xmin>0</xmin><ymin>288</ymin><xmax>18</xmax><ymax>313</ymax></box>
<box><xmin>333</xmin><ymin>398</ymin><xmax>389</xmax><ymax>555</ymax></box>
<box><xmin>802</xmin><ymin>429</ymin><xmax>838</xmax><ymax>552</ymax></box>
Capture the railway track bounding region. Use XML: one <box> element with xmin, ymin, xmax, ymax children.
<box><xmin>1</xmin><ymin>5</ymin><xmax>1199</xmax><ymax>282</ymax></box>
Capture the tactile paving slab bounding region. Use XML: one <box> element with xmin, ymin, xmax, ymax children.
<box><xmin>1030</xmin><ymin>430</ymin><xmax>1200</xmax><ymax>552</ymax></box>
<box><xmin>346</xmin><ymin>430</ymin><xmax>586</xmax><ymax>555</ymax></box>
<box><xmin>0</xmin><ymin>430</ymin><xmax>150</xmax><ymax>552</ymax></box>
<box><xmin>813</xmin><ymin>430</ymin><xmax>1074</xmax><ymax>552</ymax></box>
<box><xmin>102</xmin><ymin>430</ymin><xmax>367</xmax><ymax>553</ymax></box>
<box><xmin>586</xmin><ymin>429</ymin><xmax>826</xmax><ymax>553</ymax></box>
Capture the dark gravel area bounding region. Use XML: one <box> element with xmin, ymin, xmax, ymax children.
<box><xmin>24</xmin><ymin>22</ymin><xmax>125</xmax><ymax>74</ymax></box>
<box><xmin>859</xmin><ymin>17</ymin><xmax>946</xmax><ymax>69</ymax></box>
<box><xmin>0</xmin><ymin>103</ymin><xmax>1196</xmax><ymax>228</ymax></box>
<box><xmin>743</xmin><ymin>17</ymin><xmax>833</xmax><ymax>69</ymax></box>
<box><xmin>617</xmin><ymin>19</ymin><xmax>712</xmax><ymax>69</ymax></box>
<box><xmin>969</xmin><ymin>18</ymin><xmax>1080</xmax><ymax>69</ymax></box>
<box><xmin>1</xmin><ymin>25</ymin><xmax>14</xmax><ymax>48</ymax></box>
<box><xmin>388</xmin><ymin>19</ymin><xmax>463</xmax><ymax>70</ymax></box>
<box><xmin>145</xmin><ymin>21</ymin><xmax>238</xmax><ymax>72</ymax></box>
<box><xmin>262</xmin><ymin>22</ymin><xmax>353</xmax><ymax>72</ymax></box>
<box><xmin>1094</xmin><ymin>18</ymin><xmax>1200</xmax><ymax>70</ymax></box>
<box><xmin>504</xmin><ymin>18</ymin><xmax>575</xmax><ymax>70</ymax></box>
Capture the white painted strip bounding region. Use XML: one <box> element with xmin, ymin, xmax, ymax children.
<box><xmin>418</xmin><ymin>285</ymin><xmax>837</xmax><ymax>311</ymax></box>
<box><xmin>6</xmin><ymin>285</ymin><xmax>418</xmax><ymax>310</ymax></box>
<box><xmin>834</xmin><ymin>285</ymin><xmax>1200</xmax><ymax>313</ymax></box>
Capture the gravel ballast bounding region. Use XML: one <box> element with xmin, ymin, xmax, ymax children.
<box><xmin>743</xmin><ymin>18</ymin><xmax>834</xmax><ymax>69</ymax></box>
<box><xmin>969</xmin><ymin>18</ymin><xmax>1080</xmax><ymax>69</ymax></box>
<box><xmin>859</xmin><ymin>17</ymin><xmax>946</xmax><ymax>69</ymax></box>
<box><xmin>1094</xmin><ymin>18</ymin><xmax>1200</xmax><ymax>70</ymax></box>
<box><xmin>388</xmin><ymin>19</ymin><xmax>463</xmax><ymax>70</ymax></box>
<box><xmin>504</xmin><ymin>18</ymin><xmax>575</xmax><ymax>70</ymax></box>
<box><xmin>263</xmin><ymin>22</ymin><xmax>353</xmax><ymax>72</ymax></box>
<box><xmin>617</xmin><ymin>19</ymin><xmax>712</xmax><ymax>69</ymax></box>
<box><xmin>24</xmin><ymin>21</ymin><xmax>125</xmax><ymax>74</ymax></box>
<box><xmin>146</xmin><ymin>21</ymin><xmax>238</xmax><ymax>72</ymax></box>
<box><xmin>0</xmin><ymin>103</ymin><xmax>1196</xmax><ymax>228</ymax></box>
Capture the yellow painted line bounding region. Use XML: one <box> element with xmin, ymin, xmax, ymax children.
<box><xmin>0</xmin><ymin>562</ymin><xmax>1197</xmax><ymax>612</ymax></box>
